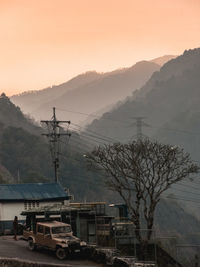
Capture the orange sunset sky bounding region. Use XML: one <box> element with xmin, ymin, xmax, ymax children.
<box><xmin>0</xmin><ymin>0</ymin><xmax>200</xmax><ymax>95</ymax></box>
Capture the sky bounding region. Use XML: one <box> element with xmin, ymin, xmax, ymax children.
<box><xmin>0</xmin><ymin>0</ymin><xmax>200</xmax><ymax>95</ymax></box>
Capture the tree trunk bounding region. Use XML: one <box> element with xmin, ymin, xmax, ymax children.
<box><xmin>139</xmin><ymin>240</ymin><xmax>149</xmax><ymax>261</ymax></box>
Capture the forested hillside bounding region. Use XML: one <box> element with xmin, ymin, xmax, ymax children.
<box><xmin>86</xmin><ymin>48</ymin><xmax>200</xmax><ymax>219</ymax></box>
<box><xmin>1</xmin><ymin>85</ymin><xmax>200</xmax><ymax>254</ymax></box>
<box><xmin>87</xmin><ymin>48</ymin><xmax>200</xmax><ymax>153</ymax></box>
<box><xmin>0</xmin><ymin>93</ymin><xmax>40</xmax><ymax>134</ymax></box>
<box><xmin>0</xmin><ymin>94</ymin><xmax>107</xmax><ymax>200</ymax></box>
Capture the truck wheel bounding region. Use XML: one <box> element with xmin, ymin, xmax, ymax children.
<box><xmin>56</xmin><ymin>248</ymin><xmax>67</xmax><ymax>260</ymax></box>
<box><xmin>28</xmin><ymin>239</ymin><xmax>36</xmax><ymax>251</ymax></box>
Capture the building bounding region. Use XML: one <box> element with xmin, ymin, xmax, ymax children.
<box><xmin>21</xmin><ymin>202</ymin><xmax>113</xmax><ymax>244</ymax></box>
<box><xmin>0</xmin><ymin>183</ymin><xmax>69</xmax><ymax>233</ymax></box>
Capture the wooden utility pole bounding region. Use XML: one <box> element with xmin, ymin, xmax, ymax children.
<box><xmin>41</xmin><ymin>107</ymin><xmax>71</xmax><ymax>183</ymax></box>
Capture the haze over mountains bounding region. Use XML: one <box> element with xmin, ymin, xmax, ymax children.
<box><xmin>87</xmin><ymin>48</ymin><xmax>200</xmax><ymax>152</ymax></box>
<box><xmin>11</xmin><ymin>55</ymin><xmax>175</xmax><ymax>125</ymax></box>
<box><xmin>86</xmin><ymin>47</ymin><xmax>200</xmax><ymax>219</ymax></box>
<box><xmin>2</xmin><ymin>70</ymin><xmax>200</xmax><ymax>248</ymax></box>
<box><xmin>0</xmin><ymin>93</ymin><xmax>105</xmax><ymax>199</ymax></box>
<box><xmin>2</xmin><ymin>50</ymin><xmax>200</xmax><ymax>249</ymax></box>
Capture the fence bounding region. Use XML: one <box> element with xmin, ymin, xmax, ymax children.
<box><xmin>62</xmin><ymin>211</ymin><xmax>200</xmax><ymax>266</ymax></box>
<box><xmin>91</xmin><ymin>220</ymin><xmax>200</xmax><ymax>267</ymax></box>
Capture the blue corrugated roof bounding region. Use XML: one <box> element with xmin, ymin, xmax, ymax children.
<box><xmin>0</xmin><ymin>183</ymin><xmax>68</xmax><ymax>201</ymax></box>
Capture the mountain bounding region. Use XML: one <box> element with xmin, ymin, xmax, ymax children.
<box><xmin>86</xmin><ymin>48</ymin><xmax>200</xmax><ymax>144</ymax></box>
<box><xmin>0</xmin><ymin>94</ymin><xmax>51</xmax><ymax>183</ymax></box>
<box><xmin>11</xmin><ymin>71</ymin><xmax>102</xmax><ymax>118</ymax></box>
<box><xmin>2</xmin><ymin>94</ymin><xmax>200</xmax><ymax>256</ymax></box>
<box><xmin>0</xmin><ymin>94</ymin><xmax>107</xmax><ymax>199</ymax></box>
<box><xmin>86</xmin><ymin>47</ymin><xmax>200</xmax><ymax>220</ymax></box>
<box><xmin>0</xmin><ymin>93</ymin><xmax>40</xmax><ymax>135</ymax></box>
<box><xmin>0</xmin><ymin>164</ymin><xmax>14</xmax><ymax>184</ymax></box>
<box><xmin>150</xmin><ymin>55</ymin><xmax>177</xmax><ymax>66</ymax></box>
<box><xmin>11</xmin><ymin>61</ymin><xmax>161</xmax><ymax>125</ymax></box>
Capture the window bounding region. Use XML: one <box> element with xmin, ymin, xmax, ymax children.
<box><xmin>37</xmin><ymin>225</ymin><xmax>43</xmax><ymax>233</ymax></box>
<box><xmin>45</xmin><ymin>227</ymin><xmax>50</xmax><ymax>235</ymax></box>
<box><xmin>52</xmin><ymin>226</ymin><xmax>71</xmax><ymax>234</ymax></box>
<box><xmin>24</xmin><ymin>201</ymin><xmax>27</xmax><ymax>210</ymax></box>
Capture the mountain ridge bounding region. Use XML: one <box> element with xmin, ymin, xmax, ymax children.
<box><xmin>10</xmin><ymin>59</ymin><xmax>166</xmax><ymax>124</ymax></box>
<box><xmin>86</xmin><ymin>48</ymin><xmax>200</xmax><ymax>143</ymax></box>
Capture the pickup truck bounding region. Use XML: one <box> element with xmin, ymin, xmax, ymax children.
<box><xmin>23</xmin><ymin>220</ymin><xmax>87</xmax><ymax>260</ymax></box>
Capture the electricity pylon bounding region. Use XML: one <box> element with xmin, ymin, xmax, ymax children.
<box><xmin>130</xmin><ymin>117</ymin><xmax>149</xmax><ymax>140</ymax></box>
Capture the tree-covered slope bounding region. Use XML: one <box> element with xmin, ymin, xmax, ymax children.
<box><xmin>0</xmin><ymin>94</ymin><xmax>107</xmax><ymax>199</ymax></box>
<box><xmin>86</xmin><ymin>48</ymin><xmax>200</xmax><ymax>145</ymax></box>
<box><xmin>0</xmin><ymin>93</ymin><xmax>40</xmax><ymax>135</ymax></box>
<box><xmin>1</xmin><ymin>93</ymin><xmax>200</xmax><ymax>253</ymax></box>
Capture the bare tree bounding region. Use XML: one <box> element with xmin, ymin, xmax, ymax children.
<box><xmin>87</xmin><ymin>139</ymin><xmax>199</xmax><ymax>254</ymax></box>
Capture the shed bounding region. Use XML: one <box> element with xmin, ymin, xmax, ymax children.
<box><xmin>0</xmin><ymin>183</ymin><xmax>69</xmax><ymax>233</ymax></box>
<box><xmin>21</xmin><ymin>202</ymin><xmax>113</xmax><ymax>244</ymax></box>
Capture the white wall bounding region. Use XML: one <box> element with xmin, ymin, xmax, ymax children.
<box><xmin>1</xmin><ymin>202</ymin><xmax>24</xmax><ymax>221</ymax></box>
<box><xmin>0</xmin><ymin>200</ymin><xmax>69</xmax><ymax>222</ymax></box>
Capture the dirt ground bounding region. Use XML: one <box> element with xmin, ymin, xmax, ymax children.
<box><xmin>0</xmin><ymin>236</ymin><xmax>105</xmax><ymax>266</ymax></box>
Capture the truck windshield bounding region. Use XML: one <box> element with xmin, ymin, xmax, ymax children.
<box><xmin>52</xmin><ymin>226</ymin><xmax>71</xmax><ymax>234</ymax></box>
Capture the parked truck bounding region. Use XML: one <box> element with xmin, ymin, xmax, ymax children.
<box><xmin>23</xmin><ymin>220</ymin><xmax>87</xmax><ymax>260</ymax></box>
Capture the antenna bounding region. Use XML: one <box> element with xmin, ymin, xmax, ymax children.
<box><xmin>41</xmin><ymin>107</ymin><xmax>71</xmax><ymax>183</ymax></box>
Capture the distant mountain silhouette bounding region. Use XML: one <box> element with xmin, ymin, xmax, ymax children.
<box><xmin>150</xmin><ymin>55</ymin><xmax>177</xmax><ymax>66</ymax></box>
<box><xmin>1</xmin><ymin>93</ymin><xmax>200</xmax><ymax>249</ymax></box>
<box><xmin>11</xmin><ymin>71</ymin><xmax>102</xmax><ymax>120</ymax></box>
<box><xmin>11</xmin><ymin>60</ymin><xmax>161</xmax><ymax>124</ymax></box>
<box><xmin>87</xmin><ymin>48</ymin><xmax>200</xmax><ymax>145</ymax></box>
<box><xmin>86</xmin><ymin>47</ymin><xmax>200</xmax><ymax>219</ymax></box>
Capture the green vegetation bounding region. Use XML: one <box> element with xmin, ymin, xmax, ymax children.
<box><xmin>0</xmin><ymin>126</ymin><xmax>52</xmax><ymax>183</ymax></box>
<box><xmin>0</xmin><ymin>95</ymin><xmax>108</xmax><ymax>200</ymax></box>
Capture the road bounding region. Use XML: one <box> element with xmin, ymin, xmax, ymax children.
<box><xmin>0</xmin><ymin>236</ymin><xmax>104</xmax><ymax>267</ymax></box>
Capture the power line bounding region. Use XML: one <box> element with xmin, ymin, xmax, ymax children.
<box><xmin>176</xmin><ymin>182</ymin><xmax>200</xmax><ymax>191</ymax></box>
<box><xmin>70</xmin><ymin>125</ymin><xmax>115</xmax><ymax>145</ymax></box>
<box><xmin>163</xmin><ymin>195</ymin><xmax>200</xmax><ymax>204</ymax></box>
<box><xmin>149</xmin><ymin>125</ymin><xmax>200</xmax><ymax>136</ymax></box>
<box><xmin>55</xmin><ymin>107</ymin><xmax>125</xmax><ymax>125</ymax></box>
<box><xmin>181</xmin><ymin>178</ymin><xmax>200</xmax><ymax>186</ymax></box>
<box><xmin>171</xmin><ymin>186</ymin><xmax>200</xmax><ymax>197</ymax></box>
<box><xmin>60</xmin><ymin>139</ymin><xmax>91</xmax><ymax>154</ymax></box>
<box><xmin>56</xmin><ymin>106</ymin><xmax>200</xmax><ymax>138</ymax></box>
<box><xmin>71</xmin><ymin>122</ymin><xmax>119</xmax><ymax>143</ymax></box>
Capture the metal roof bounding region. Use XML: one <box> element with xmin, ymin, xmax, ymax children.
<box><xmin>21</xmin><ymin>203</ymin><xmax>94</xmax><ymax>216</ymax></box>
<box><xmin>38</xmin><ymin>221</ymin><xmax>70</xmax><ymax>227</ymax></box>
<box><xmin>0</xmin><ymin>183</ymin><xmax>69</xmax><ymax>201</ymax></box>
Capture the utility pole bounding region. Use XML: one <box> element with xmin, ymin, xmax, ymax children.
<box><xmin>131</xmin><ymin>117</ymin><xmax>149</xmax><ymax>140</ymax></box>
<box><xmin>41</xmin><ymin>107</ymin><xmax>71</xmax><ymax>183</ymax></box>
<box><xmin>17</xmin><ymin>169</ymin><xmax>20</xmax><ymax>184</ymax></box>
